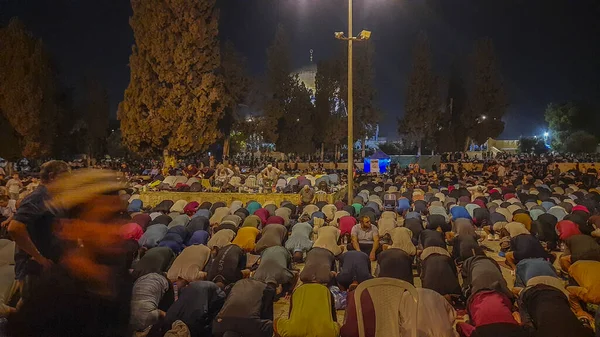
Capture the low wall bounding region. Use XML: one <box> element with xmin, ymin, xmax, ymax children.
<box><xmin>139</xmin><ymin>191</ymin><xmax>302</xmax><ymax>207</ymax></box>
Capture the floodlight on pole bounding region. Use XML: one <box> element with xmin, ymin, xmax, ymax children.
<box><xmin>334</xmin><ymin>0</ymin><xmax>372</xmax><ymax>203</ymax></box>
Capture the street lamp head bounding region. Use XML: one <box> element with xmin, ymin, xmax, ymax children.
<box><xmin>334</xmin><ymin>32</ymin><xmax>346</xmax><ymax>39</ymax></box>
<box><xmin>544</xmin><ymin>132</ymin><xmax>549</xmax><ymax>137</ymax></box>
<box><xmin>481</xmin><ymin>115</ymin><xmax>487</xmax><ymax>120</ymax></box>
<box><xmin>358</xmin><ymin>30</ymin><xmax>372</xmax><ymax>40</ymax></box>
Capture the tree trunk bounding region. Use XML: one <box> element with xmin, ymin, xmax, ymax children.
<box><xmin>320</xmin><ymin>143</ymin><xmax>324</xmax><ymax>162</ymax></box>
<box><xmin>361</xmin><ymin>139</ymin><xmax>366</xmax><ymax>158</ymax></box>
<box><xmin>223</xmin><ymin>136</ymin><xmax>231</xmax><ymax>159</ymax></box>
<box><xmin>162</xmin><ymin>150</ymin><xmax>176</xmax><ymax>171</ymax></box>
<box><xmin>463</xmin><ymin>136</ymin><xmax>471</xmax><ymax>152</ymax></box>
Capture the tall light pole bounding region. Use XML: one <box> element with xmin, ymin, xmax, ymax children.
<box><xmin>335</xmin><ymin>1</ymin><xmax>371</xmax><ymax>203</ymax></box>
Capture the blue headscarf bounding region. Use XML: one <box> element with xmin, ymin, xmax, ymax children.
<box><xmin>187</xmin><ymin>230</ymin><xmax>210</xmax><ymax>246</ymax></box>
<box><xmin>247</xmin><ymin>201</ymin><xmax>262</xmax><ymax>215</ymax></box>
<box><xmin>193</xmin><ymin>208</ymin><xmax>211</xmax><ymax>219</ymax></box>
<box><xmin>450</xmin><ymin>206</ymin><xmax>472</xmax><ymax>221</ymax></box>
<box><xmin>128</xmin><ymin>199</ymin><xmax>143</xmax><ymax>212</ymax></box>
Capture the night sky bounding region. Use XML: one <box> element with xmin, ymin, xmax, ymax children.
<box><xmin>2</xmin><ymin>0</ymin><xmax>599</xmax><ymax>140</ymax></box>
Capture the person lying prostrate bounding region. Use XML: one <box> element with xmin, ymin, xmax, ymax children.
<box><xmin>242</xmin><ymin>215</ymin><xmax>262</xmax><ymax>228</ymax></box>
<box><xmin>299</xmin><ymin>247</ymin><xmax>336</xmax><ymax>285</ymax></box>
<box><xmin>212</xmin><ymin>278</ymin><xmax>276</xmax><ymax>337</ymax></box>
<box><xmin>456</xmin><ymin>288</ymin><xmax>527</xmax><ymax>337</ymax></box>
<box><xmin>386</xmin><ymin>226</ymin><xmax>416</xmax><ymax>256</ymax></box>
<box><xmin>338</xmin><ymin>216</ymin><xmax>357</xmax><ymax>241</ymax></box>
<box><xmin>285</xmin><ymin>222</ymin><xmax>313</xmax><ymax>262</ymax></box>
<box><xmin>313</xmin><ymin>225</ymin><xmax>344</xmax><ymax>256</ymax></box>
<box><xmin>166</xmin><ymin>244</ymin><xmax>211</xmax><ymax>287</ymax></box>
<box><xmin>399</xmin><ymin>288</ymin><xmax>458</xmax><ymax>337</ymax></box>
<box><xmin>556</xmin><ymin>220</ymin><xmax>581</xmax><ymax>240</ymax></box>
<box><xmin>157</xmin><ymin>225</ymin><xmax>189</xmax><ymax>255</ymax></box>
<box><xmin>138</xmin><ymin>224</ymin><xmax>168</xmax><ymax>248</ymax></box>
<box><xmin>130</xmin><ymin>273</ymin><xmax>170</xmax><ymax>332</ymax></box>
<box><xmin>531</xmin><ymin>213</ymin><xmax>559</xmax><ymax>251</ymax></box>
<box><xmin>253</xmin><ymin>245</ymin><xmax>298</xmax><ymax>298</ymax></box>
<box><xmin>336</xmin><ymin>250</ymin><xmax>372</xmax><ymax>291</ymax></box>
<box><xmin>376</xmin><ymin>247</ymin><xmax>414</xmax><ymax>284</ymax></box>
<box><xmin>513</xmin><ymin>258</ymin><xmax>557</xmax><ymax>288</ymax></box>
<box><xmin>348</xmin><ymin>215</ymin><xmax>380</xmax><ymax>261</ymax></box>
<box><xmin>559</xmin><ymin>234</ymin><xmax>600</xmax><ymax>273</ymax></box>
<box><xmin>503</xmin><ymin>222</ymin><xmax>551</xmax><ymax>270</ymax></box>
<box><xmin>449</xmin><ymin>219</ymin><xmax>484</xmax><ymax>263</ymax></box>
<box><xmin>147</xmin><ymin>281</ymin><xmax>226</xmax><ymax>337</ymax></box>
<box><xmin>461</xmin><ymin>255</ymin><xmax>513</xmax><ymax>300</ymax></box>
<box><xmin>420</xmin><ymin>246</ymin><xmax>462</xmax><ymax>297</ymax></box>
<box><xmin>255</xmin><ymin>223</ymin><xmax>287</xmax><ymax>254</ymax></box>
<box><xmin>566</xmin><ymin>260</ymin><xmax>600</xmax><ymax>305</ymax></box>
<box><xmin>232</xmin><ymin>226</ymin><xmax>261</xmax><ymax>252</ymax></box>
<box><xmin>419</xmin><ymin>228</ymin><xmax>446</xmax><ymax>249</ymax></box>
<box><xmin>187</xmin><ymin>216</ymin><xmax>210</xmax><ymax>233</ymax></box>
<box><xmin>377</xmin><ymin>217</ymin><xmax>397</xmax><ymax>243</ymax></box>
<box><xmin>404</xmin><ymin>218</ymin><xmax>424</xmax><ymax>243</ymax></box>
<box><xmin>275</xmin><ymin>283</ymin><xmax>339</xmax><ymax>337</ymax></box>
<box><xmin>132</xmin><ymin>246</ymin><xmax>175</xmax><ymax>280</ymax></box>
<box><xmin>187</xmin><ymin>230</ymin><xmax>209</xmax><ymax>246</ymax></box>
<box><xmin>207</xmin><ymin>244</ymin><xmax>250</xmax><ymax>288</ymax></box>
<box><xmin>519</xmin><ymin>284</ymin><xmax>594</xmax><ymax>337</ymax></box>
<box><xmin>207</xmin><ymin>229</ymin><xmax>235</xmax><ymax>250</ymax></box>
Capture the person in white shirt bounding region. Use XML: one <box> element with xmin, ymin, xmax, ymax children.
<box><xmin>5</xmin><ymin>174</ymin><xmax>22</xmax><ymax>200</ymax></box>
<box><xmin>0</xmin><ymin>195</ymin><xmax>16</xmax><ymax>227</ymax></box>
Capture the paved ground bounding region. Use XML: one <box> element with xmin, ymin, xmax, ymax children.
<box><xmin>272</xmin><ymin>239</ymin><xmax>534</xmax><ymax>323</ymax></box>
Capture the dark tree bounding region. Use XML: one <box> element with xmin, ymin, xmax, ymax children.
<box><xmin>118</xmin><ymin>0</ymin><xmax>225</xmax><ymax>160</ymax></box>
<box><xmin>398</xmin><ymin>32</ymin><xmax>441</xmax><ymax>155</ymax></box>
<box><xmin>545</xmin><ymin>102</ymin><xmax>600</xmax><ymax>152</ymax></box>
<box><xmin>564</xmin><ymin>131</ymin><xmax>597</xmax><ymax>154</ymax></box>
<box><xmin>220</xmin><ymin>41</ymin><xmax>251</xmax><ymax>158</ymax></box>
<box><xmin>0</xmin><ymin>18</ymin><xmax>60</xmax><ymax>158</ymax></box>
<box><xmin>314</xmin><ymin>59</ymin><xmax>346</xmax><ymax>159</ymax></box>
<box><xmin>464</xmin><ymin>38</ymin><xmax>507</xmax><ymax>148</ymax></box>
<box><xmin>439</xmin><ymin>60</ymin><xmax>469</xmax><ymax>152</ymax></box>
<box><xmin>519</xmin><ymin>137</ymin><xmax>548</xmax><ymax>155</ymax></box>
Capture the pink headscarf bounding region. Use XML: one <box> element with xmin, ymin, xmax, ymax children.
<box><xmin>120</xmin><ymin>223</ymin><xmax>144</xmax><ymax>241</ymax></box>
<box><xmin>572</xmin><ymin>205</ymin><xmax>590</xmax><ymax>214</ymax></box>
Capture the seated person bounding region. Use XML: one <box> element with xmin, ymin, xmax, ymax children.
<box><xmin>212</xmin><ymin>278</ymin><xmax>276</xmax><ymax>337</ymax></box>
<box><xmin>299</xmin><ymin>247</ymin><xmax>336</xmax><ymax>285</ymax></box>
<box><xmin>147</xmin><ymin>281</ymin><xmax>226</xmax><ymax>337</ymax></box>
<box><xmin>313</xmin><ymin>225</ymin><xmax>345</xmax><ymax>256</ymax></box>
<box><xmin>336</xmin><ymin>250</ymin><xmax>372</xmax><ymax>291</ymax></box>
<box><xmin>0</xmin><ymin>195</ymin><xmax>16</xmax><ymax>226</ymax></box>
<box><xmin>252</xmin><ymin>245</ymin><xmax>299</xmax><ymax>298</ymax></box>
<box><xmin>166</xmin><ymin>244</ymin><xmax>211</xmax><ymax>288</ymax></box>
<box><xmin>559</xmin><ymin>234</ymin><xmax>600</xmax><ymax>273</ymax></box>
<box><xmin>274</xmin><ymin>283</ymin><xmax>339</xmax><ymax>337</ymax></box>
<box><xmin>519</xmin><ymin>284</ymin><xmax>594</xmax><ymax>337</ymax></box>
<box><xmin>503</xmin><ymin>222</ymin><xmax>551</xmax><ymax>270</ymax></box>
<box><xmin>348</xmin><ymin>215</ymin><xmax>380</xmax><ymax>261</ymax></box>
<box><xmin>232</xmin><ymin>226</ymin><xmax>261</xmax><ymax>253</ymax></box>
<box><xmin>207</xmin><ymin>244</ymin><xmax>250</xmax><ymax>287</ymax></box>
<box><xmin>420</xmin><ymin>246</ymin><xmax>462</xmax><ymax>297</ymax></box>
<box><xmin>376</xmin><ymin>247</ymin><xmax>414</xmax><ymax>285</ymax></box>
<box><xmin>130</xmin><ymin>273</ymin><xmax>170</xmax><ymax>332</ymax></box>
<box><xmin>566</xmin><ymin>260</ymin><xmax>600</xmax><ymax>305</ymax></box>
<box><xmin>207</xmin><ymin>228</ymin><xmax>236</xmax><ymax>250</ymax></box>
<box><xmin>284</xmin><ymin>222</ymin><xmax>313</xmax><ymax>262</ymax></box>
<box><xmin>132</xmin><ymin>246</ymin><xmax>175</xmax><ymax>280</ymax></box>
<box><xmin>255</xmin><ymin>223</ymin><xmax>287</xmax><ymax>254</ymax></box>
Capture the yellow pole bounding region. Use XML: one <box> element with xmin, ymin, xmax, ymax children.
<box><xmin>347</xmin><ymin>0</ymin><xmax>354</xmax><ymax>203</ymax></box>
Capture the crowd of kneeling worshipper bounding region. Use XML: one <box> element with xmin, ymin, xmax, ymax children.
<box><xmin>2</xmin><ymin>164</ymin><xmax>600</xmax><ymax>337</ymax></box>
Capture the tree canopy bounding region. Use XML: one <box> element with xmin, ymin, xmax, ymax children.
<box><xmin>545</xmin><ymin>102</ymin><xmax>600</xmax><ymax>152</ymax></box>
<box><xmin>118</xmin><ymin>0</ymin><xmax>225</xmax><ymax>157</ymax></box>
<box><xmin>398</xmin><ymin>32</ymin><xmax>440</xmax><ymax>155</ymax></box>
<box><xmin>464</xmin><ymin>38</ymin><xmax>507</xmax><ymax>146</ymax></box>
<box><xmin>0</xmin><ymin>18</ymin><xmax>60</xmax><ymax>158</ymax></box>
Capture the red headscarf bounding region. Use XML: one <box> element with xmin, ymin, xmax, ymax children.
<box><xmin>556</xmin><ymin>220</ymin><xmax>581</xmax><ymax>240</ymax></box>
<box><xmin>120</xmin><ymin>223</ymin><xmax>144</xmax><ymax>241</ymax></box>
